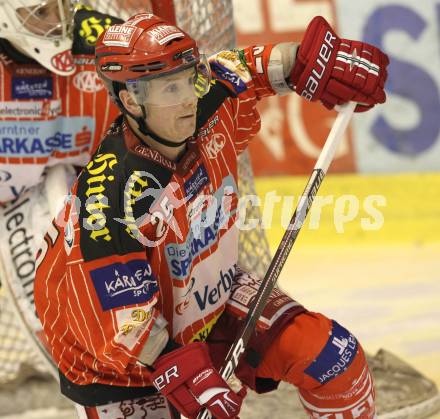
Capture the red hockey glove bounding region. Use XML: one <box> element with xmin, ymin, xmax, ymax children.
<box><xmin>289</xmin><ymin>16</ymin><xmax>389</xmax><ymax>112</ymax></box>
<box><xmin>152</xmin><ymin>342</ymin><xmax>246</xmax><ymax>419</ymax></box>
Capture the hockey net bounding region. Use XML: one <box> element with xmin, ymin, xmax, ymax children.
<box><xmin>1</xmin><ymin>1</ymin><xmax>439</xmax><ymax>418</ymax></box>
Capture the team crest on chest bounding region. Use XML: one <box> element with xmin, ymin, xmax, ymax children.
<box><xmin>205</xmin><ymin>133</ymin><xmax>226</xmax><ymax>159</ymax></box>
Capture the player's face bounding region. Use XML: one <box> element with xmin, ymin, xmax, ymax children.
<box><xmin>16</xmin><ymin>0</ymin><xmax>69</xmax><ymax>37</ymax></box>
<box><xmin>144</xmin><ymin>68</ymin><xmax>198</xmax><ymax>142</ymax></box>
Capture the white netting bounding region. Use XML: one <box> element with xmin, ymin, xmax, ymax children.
<box><xmin>0</xmin><ymin>289</ymin><xmax>44</xmax><ymax>384</ymax></box>
<box><xmin>0</xmin><ymin>241</ymin><xmax>54</xmax><ymax>388</ymax></box>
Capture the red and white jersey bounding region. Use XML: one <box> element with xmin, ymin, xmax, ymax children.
<box><xmin>0</xmin><ymin>8</ymin><xmax>121</xmax><ymax>203</ymax></box>
<box><xmin>34</xmin><ymin>45</ymin><xmax>283</xmax><ymax>387</ymax></box>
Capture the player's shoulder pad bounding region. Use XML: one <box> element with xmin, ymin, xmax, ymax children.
<box><xmin>76</xmin><ymin>133</ymin><xmax>124</xmax><ymax>216</ymax></box>
<box><xmin>94</xmin><ymin>116</ymin><xmax>175</xmax><ymax>224</ymax></box>
<box><xmin>76</xmin><ymin>118</ymin><xmax>175</xmax><ymax>259</ymax></box>
<box><xmin>208</xmin><ymin>49</ymin><xmax>252</xmax><ymax>96</ymax></box>
<box><xmin>75</xmin><ymin>123</ymin><xmax>139</xmax><ymax>259</ymax></box>
<box><xmin>71</xmin><ymin>5</ymin><xmax>123</xmax><ymax>56</ymax></box>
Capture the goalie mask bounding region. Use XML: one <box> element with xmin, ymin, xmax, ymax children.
<box><xmin>0</xmin><ymin>0</ymin><xmax>75</xmax><ymax>75</ymax></box>
<box><xmin>96</xmin><ymin>13</ymin><xmax>211</xmax><ymax>111</ymax></box>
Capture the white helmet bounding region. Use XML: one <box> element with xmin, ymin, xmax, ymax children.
<box><xmin>0</xmin><ymin>0</ymin><xmax>76</xmax><ymax>75</ymax></box>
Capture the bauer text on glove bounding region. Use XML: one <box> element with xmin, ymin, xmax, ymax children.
<box><xmin>289</xmin><ymin>16</ymin><xmax>389</xmax><ymax>112</ymax></box>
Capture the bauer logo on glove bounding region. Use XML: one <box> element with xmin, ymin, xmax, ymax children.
<box><xmin>289</xmin><ymin>16</ymin><xmax>389</xmax><ymax>112</ymax></box>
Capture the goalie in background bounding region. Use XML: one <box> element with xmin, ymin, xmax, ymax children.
<box><xmin>34</xmin><ymin>12</ymin><xmax>389</xmax><ymax>419</ymax></box>
<box><xmin>0</xmin><ymin>0</ymin><xmax>121</xmax><ymax>309</ymax></box>
<box><xmin>0</xmin><ymin>0</ymin><xmax>122</xmax><ymax>203</ymax></box>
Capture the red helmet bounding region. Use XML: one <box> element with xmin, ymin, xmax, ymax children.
<box><xmin>96</xmin><ymin>13</ymin><xmax>209</xmax><ymax>106</ymax></box>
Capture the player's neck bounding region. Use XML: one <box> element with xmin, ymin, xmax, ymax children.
<box><xmin>126</xmin><ymin>115</ymin><xmax>186</xmax><ymax>162</ymax></box>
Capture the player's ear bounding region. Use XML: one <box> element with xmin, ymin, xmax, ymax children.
<box><xmin>119</xmin><ymin>90</ymin><xmax>143</xmax><ymax>117</ymax></box>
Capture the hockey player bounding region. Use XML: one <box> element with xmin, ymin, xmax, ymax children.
<box><xmin>34</xmin><ymin>13</ymin><xmax>389</xmax><ymax>419</ymax></box>
<box><xmin>0</xmin><ymin>1</ymin><xmax>121</xmax><ymax>324</ymax></box>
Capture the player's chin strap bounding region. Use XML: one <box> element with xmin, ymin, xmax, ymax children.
<box><xmin>134</xmin><ymin>105</ymin><xmax>188</xmax><ymax>148</ymax></box>
<box><xmin>119</xmin><ymin>105</ymin><xmax>188</xmax><ymax>148</ymax></box>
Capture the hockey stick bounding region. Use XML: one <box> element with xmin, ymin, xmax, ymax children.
<box><xmin>196</xmin><ymin>101</ymin><xmax>356</xmax><ymax>419</ymax></box>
